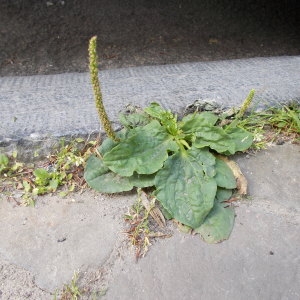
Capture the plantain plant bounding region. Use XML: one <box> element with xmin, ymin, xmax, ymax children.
<box><xmin>85</xmin><ymin>36</ymin><xmax>254</xmax><ymax>243</ymax></box>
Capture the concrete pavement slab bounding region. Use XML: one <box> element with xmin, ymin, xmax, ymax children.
<box><xmin>0</xmin><ymin>192</ymin><xmax>136</xmax><ymax>292</ymax></box>
<box><xmin>0</xmin><ymin>144</ymin><xmax>299</xmax><ymax>299</ymax></box>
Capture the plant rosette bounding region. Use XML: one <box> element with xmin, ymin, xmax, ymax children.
<box><xmin>84</xmin><ymin>102</ymin><xmax>253</xmax><ymax>243</ymax></box>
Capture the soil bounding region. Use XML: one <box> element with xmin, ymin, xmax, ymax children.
<box><xmin>1</xmin><ymin>0</ymin><xmax>299</xmax><ymax>77</ymax></box>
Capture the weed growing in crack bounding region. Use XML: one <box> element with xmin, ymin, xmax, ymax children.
<box><xmin>124</xmin><ymin>197</ymin><xmax>152</xmax><ymax>259</ymax></box>
<box><xmin>84</xmin><ymin>35</ymin><xmax>300</xmax><ymax>246</ymax></box>
<box><xmin>234</xmin><ymin>102</ymin><xmax>300</xmax><ymax>149</ymax></box>
<box><xmin>85</xmin><ymin>39</ymin><xmax>255</xmax><ymax>243</ymax></box>
<box><xmin>0</xmin><ymin>137</ymin><xmax>99</xmax><ymax>205</ymax></box>
<box><xmin>1</xmin><ymin>35</ymin><xmax>299</xmax><ymax>259</ymax></box>
<box><xmin>55</xmin><ymin>271</ymin><xmax>82</xmax><ymax>300</ymax></box>
<box><xmin>124</xmin><ymin>189</ymin><xmax>172</xmax><ymax>260</ymax></box>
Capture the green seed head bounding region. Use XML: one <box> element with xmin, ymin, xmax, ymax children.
<box><xmin>88</xmin><ymin>36</ymin><xmax>118</xmax><ymax>141</ymax></box>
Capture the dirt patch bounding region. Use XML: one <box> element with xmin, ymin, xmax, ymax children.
<box><xmin>0</xmin><ymin>258</ymin><xmax>50</xmax><ymax>299</ymax></box>
<box><xmin>1</xmin><ymin>0</ymin><xmax>299</xmax><ymax>76</ymax></box>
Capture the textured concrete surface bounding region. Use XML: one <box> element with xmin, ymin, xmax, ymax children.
<box><xmin>1</xmin><ymin>56</ymin><xmax>299</xmax><ymax>160</ymax></box>
<box><xmin>1</xmin><ymin>56</ymin><xmax>300</xmax><ymax>143</ymax></box>
<box><xmin>0</xmin><ymin>144</ymin><xmax>299</xmax><ymax>299</ymax></box>
<box><xmin>0</xmin><ymin>192</ymin><xmax>135</xmax><ymax>292</ymax></box>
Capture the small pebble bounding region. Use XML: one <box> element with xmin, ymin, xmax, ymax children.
<box><xmin>276</xmin><ymin>139</ymin><xmax>285</xmax><ymax>145</ymax></box>
<box><xmin>57</xmin><ymin>237</ymin><xmax>67</xmax><ymax>243</ymax></box>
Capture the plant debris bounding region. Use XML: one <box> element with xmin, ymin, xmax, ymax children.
<box><xmin>124</xmin><ymin>189</ymin><xmax>172</xmax><ymax>260</ymax></box>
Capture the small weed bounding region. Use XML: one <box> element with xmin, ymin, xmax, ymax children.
<box><xmin>0</xmin><ymin>152</ymin><xmax>9</xmax><ymax>173</ymax></box>
<box><xmin>235</xmin><ymin>103</ymin><xmax>300</xmax><ymax>150</ymax></box>
<box><xmin>55</xmin><ymin>271</ymin><xmax>82</xmax><ymax>300</ymax></box>
<box><xmin>124</xmin><ymin>189</ymin><xmax>171</xmax><ymax>260</ymax></box>
<box><xmin>0</xmin><ymin>137</ymin><xmax>99</xmax><ymax>205</ymax></box>
<box><xmin>86</xmin><ymin>288</ymin><xmax>107</xmax><ymax>299</ymax></box>
<box><xmin>124</xmin><ymin>196</ymin><xmax>153</xmax><ymax>260</ymax></box>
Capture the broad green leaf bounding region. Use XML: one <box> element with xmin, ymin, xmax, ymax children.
<box><xmin>225</xmin><ymin>127</ymin><xmax>253</xmax><ymax>153</ymax></box>
<box><xmin>215</xmin><ymin>188</ymin><xmax>233</xmax><ymax>201</ymax></box>
<box><xmin>119</xmin><ymin>112</ymin><xmax>151</xmax><ymax>129</ymax></box>
<box><xmin>98</xmin><ymin>129</ymin><xmax>128</xmax><ymax>156</ymax></box>
<box><xmin>179</xmin><ymin>112</ymin><xmax>218</xmax><ymax>133</ymax></box>
<box><xmin>214</xmin><ymin>158</ymin><xmax>237</xmax><ymax>189</ymax></box>
<box><xmin>193</xmin><ymin>126</ymin><xmax>236</xmax><ymax>154</ymax></box>
<box><xmin>155</xmin><ymin>147</ymin><xmax>217</xmax><ymax>229</ymax></box>
<box><xmin>103</xmin><ymin>120</ymin><xmax>178</xmax><ymax>176</ymax></box>
<box><xmin>84</xmin><ymin>155</ymin><xmax>155</xmax><ymax>193</ymax></box>
<box><xmin>99</xmin><ymin>137</ymin><xmax>118</xmax><ymax>157</ymax></box>
<box><xmin>195</xmin><ymin>188</ymin><xmax>235</xmax><ymax>243</ymax></box>
<box><xmin>129</xmin><ymin>173</ymin><xmax>156</xmax><ymax>188</ymax></box>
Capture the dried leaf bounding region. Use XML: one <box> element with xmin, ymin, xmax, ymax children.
<box><xmin>147</xmin><ymin>232</ymin><xmax>172</xmax><ymax>238</ymax></box>
<box><xmin>140</xmin><ymin>190</ymin><xmax>166</xmax><ymax>228</ymax></box>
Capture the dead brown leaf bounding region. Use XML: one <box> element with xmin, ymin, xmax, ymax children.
<box><xmin>140</xmin><ymin>190</ymin><xmax>166</xmax><ymax>228</ymax></box>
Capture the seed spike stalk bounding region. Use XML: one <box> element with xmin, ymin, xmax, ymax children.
<box><xmin>88</xmin><ymin>36</ymin><xmax>118</xmax><ymax>141</ymax></box>
<box><xmin>237</xmin><ymin>89</ymin><xmax>255</xmax><ymax>119</ymax></box>
<box><xmin>226</xmin><ymin>89</ymin><xmax>255</xmax><ymax>130</ymax></box>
